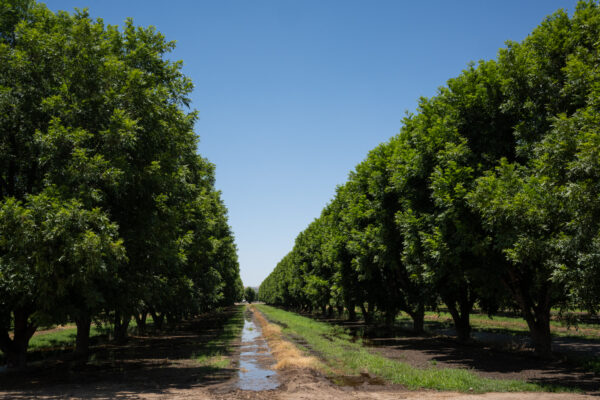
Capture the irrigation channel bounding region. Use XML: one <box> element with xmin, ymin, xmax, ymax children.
<box><xmin>237</xmin><ymin>307</ymin><xmax>280</xmax><ymax>391</ymax></box>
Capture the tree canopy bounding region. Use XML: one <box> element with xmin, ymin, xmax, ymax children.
<box><xmin>0</xmin><ymin>0</ymin><xmax>242</xmax><ymax>367</ymax></box>
<box><xmin>259</xmin><ymin>0</ymin><xmax>600</xmax><ymax>356</ymax></box>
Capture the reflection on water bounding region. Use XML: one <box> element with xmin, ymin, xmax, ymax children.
<box><xmin>237</xmin><ymin>311</ymin><xmax>279</xmax><ymax>391</ymax></box>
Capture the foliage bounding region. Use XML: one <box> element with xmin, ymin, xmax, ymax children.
<box><xmin>260</xmin><ymin>0</ymin><xmax>600</xmax><ymax>356</ymax></box>
<box><xmin>0</xmin><ymin>0</ymin><xmax>242</xmax><ymax>367</ymax></box>
<box><xmin>244</xmin><ymin>287</ymin><xmax>257</xmax><ymax>303</ymax></box>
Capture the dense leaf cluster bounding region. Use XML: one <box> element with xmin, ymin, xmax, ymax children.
<box><xmin>260</xmin><ymin>1</ymin><xmax>600</xmax><ymax>356</ymax></box>
<box><xmin>0</xmin><ymin>0</ymin><xmax>243</xmax><ymax>367</ymax></box>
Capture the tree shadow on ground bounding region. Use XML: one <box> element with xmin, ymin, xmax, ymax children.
<box><xmin>0</xmin><ymin>306</ymin><xmax>244</xmax><ymax>399</ymax></box>
<box><xmin>306</xmin><ymin>313</ymin><xmax>600</xmax><ymax>395</ymax></box>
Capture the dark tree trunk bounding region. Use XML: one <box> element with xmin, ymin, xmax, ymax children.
<box><xmin>134</xmin><ymin>312</ymin><xmax>147</xmax><ymax>335</ymax></box>
<box><xmin>360</xmin><ymin>303</ymin><xmax>372</xmax><ymax>324</ymax></box>
<box><xmin>336</xmin><ymin>305</ymin><xmax>344</xmax><ymax>317</ymax></box>
<box><xmin>327</xmin><ymin>306</ymin><xmax>334</xmax><ymax>318</ymax></box>
<box><xmin>507</xmin><ymin>267</ymin><xmax>553</xmax><ymax>357</ymax></box>
<box><xmin>446</xmin><ymin>300</ymin><xmax>472</xmax><ymax>342</ymax></box>
<box><xmin>166</xmin><ymin>313</ymin><xmax>177</xmax><ymax>329</ymax></box>
<box><xmin>321</xmin><ymin>305</ymin><xmax>327</xmax><ymax>316</ymax></box>
<box><xmin>0</xmin><ymin>308</ymin><xmax>36</xmax><ymax>368</ymax></box>
<box><xmin>408</xmin><ymin>302</ymin><xmax>425</xmax><ymax>334</ymax></box>
<box><xmin>347</xmin><ymin>303</ymin><xmax>357</xmax><ymax>321</ymax></box>
<box><xmin>384</xmin><ymin>309</ymin><xmax>397</xmax><ymax>327</ymax></box>
<box><xmin>74</xmin><ymin>314</ymin><xmax>92</xmax><ymax>358</ymax></box>
<box><xmin>150</xmin><ymin>309</ymin><xmax>164</xmax><ymax>331</ymax></box>
<box><xmin>517</xmin><ymin>287</ymin><xmax>553</xmax><ymax>357</ymax></box>
<box><xmin>524</xmin><ymin>311</ymin><xmax>552</xmax><ymax>356</ymax></box>
<box><xmin>114</xmin><ymin>313</ymin><xmax>130</xmax><ymax>343</ymax></box>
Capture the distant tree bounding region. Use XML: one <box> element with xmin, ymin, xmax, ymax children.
<box><xmin>244</xmin><ymin>287</ymin><xmax>257</xmax><ymax>304</ymax></box>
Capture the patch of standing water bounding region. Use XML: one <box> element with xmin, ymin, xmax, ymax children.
<box><xmin>237</xmin><ymin>310</ymin><xmax>280</xmax><ymax>391</ymax></box>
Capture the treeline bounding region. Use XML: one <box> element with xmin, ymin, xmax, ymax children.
<box><xmin>0</xmin><ymin>0</ymin><xmax>243</xmax><ymax>367</ymax></box>
<box><xmin>260</xmin><ymin>1</ymin><xmax>600</xmax><ymax>357</ymax></box>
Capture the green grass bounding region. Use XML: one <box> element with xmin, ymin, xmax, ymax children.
<box><xmin>28</xmin><ymin>325</ymin><xmax>104</xmax><ymax>351</ymax></box>
<box><xmin>394</xmin><ymin>311</ymin><xmax>600</xmax><ymax>340</ymax></box>
<box><xmin>257</xmin><ymin>305</ymin><xmax>572</xmax><ymax>393</ymax></box>
<box><xmin>1</xmin><ymin>314</ymin><xmax>155</xmax><ymax>361</ymax></box>
<box><xmin>0</xmin><ymin>325</ymin><xmax>103</xmax><ymax>359</ymax></box>
<box><xmin>191</xmin><ymin>305</ymin><xmax>244</xmax><ymax>369</ymax></box>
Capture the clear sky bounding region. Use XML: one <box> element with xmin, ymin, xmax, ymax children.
<box><xmin>46</xmin><ymin>0</ymin><xmax>579</xmax><ymax>287</ymax></box>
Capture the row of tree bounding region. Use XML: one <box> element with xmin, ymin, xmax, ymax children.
<box><xmin>260</xmin><ymin>1</ymin><xmax>600</xmax><ymax>357</ymax></box>
<box><xmin>0</xmin><ymin>0</ymin><xmax>243</xmax><ymax>368</ymax></box>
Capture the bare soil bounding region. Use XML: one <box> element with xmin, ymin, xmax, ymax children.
<box><xmin>0</xmin><ymin>308</ymin><xmax>597</xmax><ymax>400</ymax></box>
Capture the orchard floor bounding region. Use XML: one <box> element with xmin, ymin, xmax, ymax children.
<box><xmin>0</xmin><ymin>363</ymin><xmax>594</xmax><ymax>400</ymax></box>
<box><xmin>301</xmin><ymin>315</ymin><xmax>600</xmax><ymax>394</ymax></box>
<box><xmin>0</xmin><ymin>308</ymin><xmax>597</xmax><ymax>399</ymax></box>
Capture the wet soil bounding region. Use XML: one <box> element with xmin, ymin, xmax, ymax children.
<box><xmin>236</xmin><ymin>308</ymin><xmax>279</xmax><ymax>391</ymax></box>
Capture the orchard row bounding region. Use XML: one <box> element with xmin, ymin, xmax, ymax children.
<box><xmin>260</xmin><ymin>1</ymin><xmax>600</xmax><ymax>356</ymax></box>
<box><xmin>0</xmin><ymin>1</ymin><xmax>243</xmax><ymax>367</ymax></box>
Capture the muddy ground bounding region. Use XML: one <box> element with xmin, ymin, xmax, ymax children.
<box><xmin>0</xmin><ymin>307</ymin><xmax>598</xmax><ymax>399</ymax></box>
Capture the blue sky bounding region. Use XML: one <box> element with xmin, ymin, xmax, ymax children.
<box><xmin>46</xmin><ymin>0</ymin><xmax>579</xmax><ymax>287</ymax></box>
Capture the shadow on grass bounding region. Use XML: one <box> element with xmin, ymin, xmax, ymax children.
<box><xmin>297</xmin><ymin>310</ymin><xmax>600</xmax><ymax>394</ymax></box>
<box><xmin>0</xmin><ymin>306</ymin><xmax>245</xmax><ymax>399</ymax></box>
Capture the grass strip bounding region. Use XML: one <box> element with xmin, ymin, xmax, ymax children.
<box><xmin>192</xmin><ymin>305</ymin><xmax>245</xmax><ymax>369</ymax></box>
<box><xmin>256</xmin><ymin>305</ymin><xmax>573</xmax><ymax>393</ymax></box>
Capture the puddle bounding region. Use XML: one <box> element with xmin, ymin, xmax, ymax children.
<box><xmin>237</xmin><ymin>310</ymin><xmax>279</xmax><ymax>391</ymax></box>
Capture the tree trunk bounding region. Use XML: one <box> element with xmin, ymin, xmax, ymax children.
<box><xmin>114</xmin><ymin>313</ymin><xmax>130</xmax><ymax>343</ymax></box>
<box><xmin>150</xmin><ymin>310</ymin><xmax>164</xmax><ymax>331</ymax></box>
<box><xmin>336</xmin><ymin>305</ymin><xmax>344</xmax><ymax>317</ymax></box>
<box><xmin>166</xmin><ymin>313</ymin><xmax>177</xmax><ymax>330</ymax></box>
<box><xmin>134</xmin><ymin>312</ymin><xmax>147</xmax><ymax>335</ymax></box>
<box><xmin>447</xmin><ymin>302</ymin><xmax>471</xmax><ymax>342</ymax></box>
<box><xmin>0</xmin><ymin>308</ymin><xmax>36</xmax><ymax>368</ymax></box>
<box><xmin>384</xmin><ymin>309</ymin><xmax>397</xmax><ymax>327</ymax></box>
<box><xmin>521</xmin><ymin>303</ymin><xmax>552</xmax><ymax>357</ymax></box>
<box><xmin>74</xmin><ymin>314</ymin><xmax>91</xmax><ymax>358</ymax></box>
<box><xmin>360</xmin><ymin>303</ymin><xmax>372</xmax><ymax>324</ymax></box>
<box><xmin>408</xmin><ymin>302</ymin><xmax>425</xmax><ymax>334</ymax></box>
<box><xmin>507</xmin><ymin>267</ymin><xmax>553</xmax><ymax>357</ymax></box>
<box><xmin>525</xmin><ymin>314</ymin><xmax>552</xmax><ymax>356</ymax></box>
<box><xmin>347</xmin><ymin>303</ymin><xmax>357</xmax><ymax>321</ymax></box>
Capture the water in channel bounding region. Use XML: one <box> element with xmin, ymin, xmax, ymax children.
<box><xmin>237</xmin><ymin>308</ymin><xmax>279</xmax><ymax>391</ymax></box>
